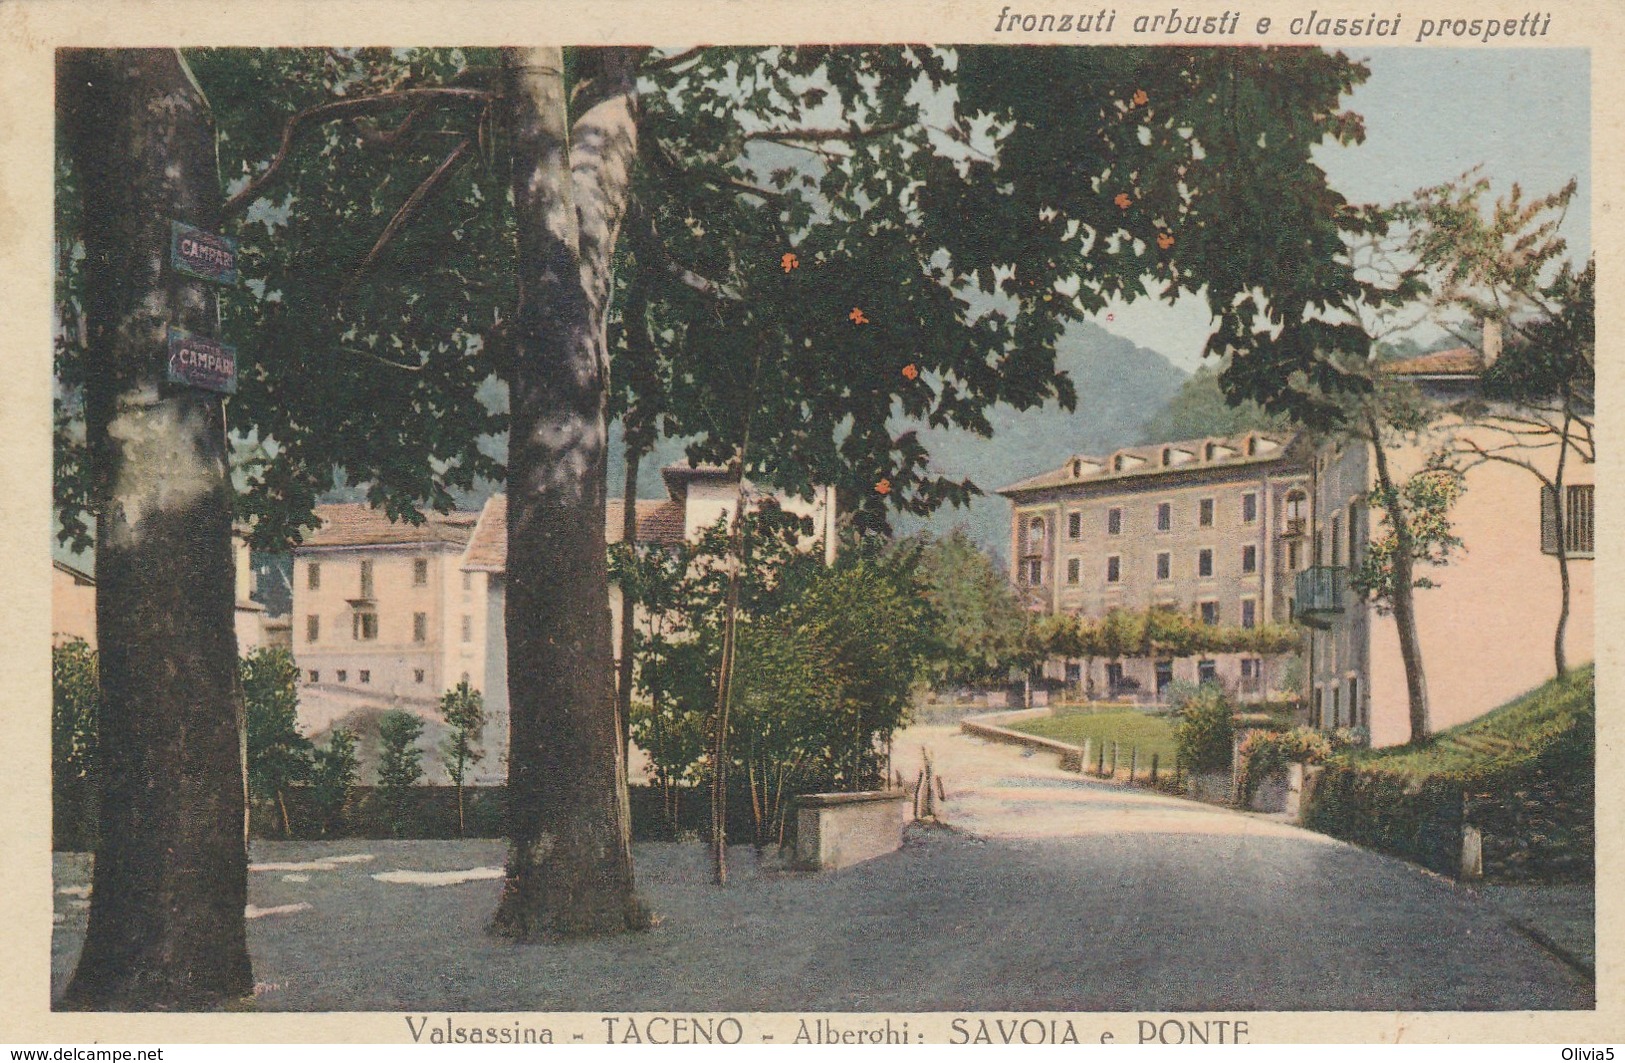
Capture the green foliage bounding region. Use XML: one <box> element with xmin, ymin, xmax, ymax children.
<box><xmin>1350</xmin><ymin>465</ymin><xmax>1465</xmax><ymax>610</ymax></box>
<box><xmin>241</xmin><ymin>647</ymin><xmax>312</xmax><ymax>834</ymax></box>
<box><xmin>439</xmin><ymin>679</ymin><xmax>486</xmax><ymax>788</ymax></box>
<box><xmin>308</xmin><ymin>727</ymin><xmax>360</xmax><ymax>836</ymax></box>
<box><xmin>1172</xmin><ymin>684</ymin><xmax>1235</xmax><ymax>773</ymax></box>
<box><xmin>376</xmin><ymin>710</ymin><xmax>427</xmax><ymax>834</ymax></box>
<box><xmin>915</xmin><ymin>528</ymin><xmax>1036</xmax><ymax>685</ymax></box>
<box><xmin>52</xmin><ymin>639</ymin><xmax>99</xmax><ymax>849</ymax></box>
<box><xmin>1140</xmin><ymin>364</ymin><xmax>1292</xmax><ymax>445</ymax></box>
<box><xmin>1303</xmin><ymin>667</ymin><xmax>1594</xmax><ymax>875</ymax></box>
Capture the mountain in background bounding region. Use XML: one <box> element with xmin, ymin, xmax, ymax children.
<box><xmin>890</xmin><ymin>319</ymin><xmax>1186</xmax><ymax>557</ymax></box>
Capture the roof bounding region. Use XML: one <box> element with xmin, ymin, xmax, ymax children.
<box><xmin>1381</xmin><ymin>346</ymin><xmax>1484</xmax><ymax>378</ymax></box>
<box><xmin>53</xmin><ymin>558</ymin><xmax>94</xmax><ymax>585</ymax></box>
<box><xmin>997</xmin><ymin>430</ymin><xmax>1301</xmax><ymax>497</ymax></box>
<box><xmin>299</xmin><ymin>503</ymin><xmax>481</xmax><ymax>549</ymax></box>
<box><xmin>461</xmin><ymin>494</ymin><xmax>687</xmax><ymax>574</ymax></box>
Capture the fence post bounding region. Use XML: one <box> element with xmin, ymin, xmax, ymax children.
<box><xmin>1150</xmin><ymin>753</ymin><xmax>1159</xmax><ymax>784</ymax></box>
<box><xmin>1130</xmin><ymin>746</ymin><xmax>1139</xmax><ymax>781</ymax></box>
<box><xmin>1110</xmin><ymin>741</ymin><xmax>1119</xmax><ymax>778</ymax></box>
<box><xmin>1097</xmin><ymin>739</ymin><xmax>1106</xmax><ymax>775</ymax></box>
<box><xmin>1081</xmin><ymin>738</ymin><xmax>1093</xmax><ymax>776</ymax></box>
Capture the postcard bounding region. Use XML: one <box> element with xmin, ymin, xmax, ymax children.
<box><xmin>1</xmin><ymin>0</ymin><xmax>1618</xmax><ymax>1046</ymax></box>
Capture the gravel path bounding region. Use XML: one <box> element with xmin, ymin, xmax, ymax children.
<box><xmin>49</xmin><ymin>725</ymin><xmax>1592</xmax><ymax>1011</ymax></box>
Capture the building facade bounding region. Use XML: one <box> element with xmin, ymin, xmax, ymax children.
<box><xmin>998</xmin><ymin>431</ymin><xmax>1311</xmax><ymax>700</ymax></box>
<box><xmin>1300</xmin><ymin>346</ymin><xmax>1595</xmax><ymax>747</ymax></box>
<box><xmin>290</xmin><ymin>465</ymin><xmax>838</xmax><ymax>783</ymax></box>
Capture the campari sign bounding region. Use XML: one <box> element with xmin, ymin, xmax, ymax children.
<box><xmin>167</xmin><ymin>327</ymin><xmax>238</xmax><ymax>394</ymax></box>
<box><xmin>169</xmin><ymin>220</ymin><xmax>239</xmax><ymax>285</ymax></box>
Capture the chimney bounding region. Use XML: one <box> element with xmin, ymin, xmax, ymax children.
<box><xmin>1482</xmin><ymin>317</ymin><xmax>1502</xmax><ymax>367</ymax></box>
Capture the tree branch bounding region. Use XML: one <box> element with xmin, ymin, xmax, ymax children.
<box><xmin>351</xmin><ymin>136</ymin><xmax>475</xmax><ymax>280</ymax></box>
<box><xmin>221</xmin><ymin>87</ymin><xmax>493</xmax><ymax>219</ymax></box>
<box><xmin>743</xmin><ymin>122</ymin><xmax>907</xmax><ymax>143</ymax></box>
<box><xmin>642</xmin><ymin>47</ymin><xmax>708</xmax><ymax>73</ymax></box>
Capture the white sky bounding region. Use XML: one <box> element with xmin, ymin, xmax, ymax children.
<box><xmin>1100</xmin><ymin>48</ymin><xmax>1592</xmax><ymax>371</ymax></box>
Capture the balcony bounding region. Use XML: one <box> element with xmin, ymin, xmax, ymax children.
<box><xmin>1294</xmin><ymin>565</ymin><xmax>1345</xmax><ymax>627</ymax></box>
<box><xmin>1281</xmin><ymin>517</ymin><xmax>1307</xmax><ymax>538</ymax></box>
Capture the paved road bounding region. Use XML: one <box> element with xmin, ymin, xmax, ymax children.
<box><xmin>50</xmin><ymin>725</ymin><xmax>1592</xmax><ymax>1011</ymax></box>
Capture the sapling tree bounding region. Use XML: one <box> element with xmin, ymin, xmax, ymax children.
<box><xmin>440</xmin><ymin>679</ymin><xmax>487</xmax><ymax>838</ymax></box>
<box><xmin>376</xmin><ymin>710</ymin><xmax>427</xmax><ymax>837</ymax></box>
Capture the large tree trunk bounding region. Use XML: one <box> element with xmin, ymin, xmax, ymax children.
<box><xmin>1367</xmin><ymin>425</ymin><xmax>1430</xmax><ymax>744</ymax></box>
<box><xmin>58</xmin><ymin>49</ymin><xmax>252</xmax><ymax>1010</ymax></box>
<box><xmin>490</xmin><ymin>46</ymin><xmax>647</xmax><ymax>939</ymax></box>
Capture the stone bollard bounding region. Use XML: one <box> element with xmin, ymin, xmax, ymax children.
<box><xmin>1460</xmin><ymin>825</ymin><xmax>1484</xmax><ymax>880</ymax></box>
<box><xmin>1081</xmin><ymin>738</ymin><xmax>1093</xmax><ymax>775</ymax></box>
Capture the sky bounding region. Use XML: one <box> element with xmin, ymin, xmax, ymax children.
<box><xmin>1101</xmin><ymin>48</ymin><xmax>1592</xmax><ymax>371</ymax></box>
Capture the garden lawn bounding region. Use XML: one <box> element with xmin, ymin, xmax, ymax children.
<box><xmin>1008</xmin><ymin>708</ymin><xmax>1178</xmax><ymax>765</ymax></box>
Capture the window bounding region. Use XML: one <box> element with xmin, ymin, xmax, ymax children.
<box><xmin>1066</xmin><ymin>557</ymin><xmax>1081</xmax><ymax>584</ymax></box>
<box><xmin>1241</xmin><ymin>544</ymin><xmax>1258</xmax><ymax>574</ymax></box>
<box><xmin>336</xmin><ymin>669</ymin><xmax>348</xmax><ymax>683</ymax></box>
<box><xmin>1028</xmin><ymin>517</ymin><xmax>1046</xmax><ymax>548</ymax></box>
<box><xmin>461</xmin><ymin>615</ymin><xmax>473</xmax><ymax>643</ymax></box>
<box><xmin>353</xmin><ymin>611</ymin><xmax>378</xmax><ymax>640</ymax></box>
<box><xmin>306</xmin><ymin>615</ymin><xmax>319</xmax><ymax>643</ymax></box>
<box><xmin>308</xmin><ymin>669</ymin><xmax>319</xmax><ymax>683</ymax></box>
<box><xmin>414</xmin><ymin>669</ymin><xmax>426</xmax><ymax>684</ymax></box>
<box><xmin>1241</xmin><ymin>492</ymin><xmax>1258</xmax><ymax>524</ymax></box>
<box><xmin>1288</xmin><ymin>541</ymin><xmax>1301</xmax><ymax>571</ymax></box>
<box><xmin>1240</xmin><ymin>658</ymin><xmax>1260</xmax><ymax>681</ymax></box>
<box><xmin>1200</xmin><ymin>600</ymin><xmax>1219</xmax><ymax>625</ymax></box>
<box><xmin>463</xmin><ymin>570</ymin><xmax>473</xmax><ymax>592</ymax></box>
<box><xmin>1021</xmin><ymin>558</ymin><xmax>1043</xmax><ymax>585</ymax></box>
<box><xmin>1313</xmin><ymin>688</ymin><xmax>1323</xmax><ymax>728</ymax></box>
<box><xmin>1065</xmin><ymin>661</ymin><xmax>1082</xmax><ymax>683</ymax></box>
<box><xmin>413</xmin><ymin>612</ymin><xmax>428</xmax><ymax>643</ymax></box>
<box><xmin>1156</xmin><ymin>502</ymin><xmax>1172</xmax><ymax>532</ymax></box>
<box><xmin>1198</xmin><ymin>548</ymin><xmax>1214</xmax><ymax>578</ymax></box>
<box><xmin>1106</xmin><ymin>556</ymin><xmax>1121</xmax><ymax>583</ymax></box>
<box><xmin>413</xmin><ymin>557</ymin><xmax>429</xmax><ymax>586</ymax></box>
<box><xmin>307</xmin><ymin>562</ymin><xmax>320</xmax><ymax>590</ymax></box>
<box><xmin>1156</xmin><ymin>552</ymin><xmax>1171</xmax><ymax>580</ymax></box>
<box><xmin>1332</xmin><ymin>685</ymin><xmax>1343</xmax><ymax>727</ymax></box>
<box><xmin>1068</xmin><ymin>512</ymin><xmax>1082</xmax><ymax>539</ymax></box>
<box><xmin>1199</xmin><ymin>498</ymin><xmax>1215</xmax><ymax>527</ymax></box>
<box><xmin>1542</xmin><ymin>484</ymin><xmax>1595</xmax><ymax>556</ymax></box>
<box><xmin>359</xmin><ymin>560</ymin><xmax>374</xmax><ymax>599</ymax></box>
<box><xmin>359</xmin><ymin>670</ymin><xmax>370</xmax><ymax>684</ymax></box>
<box><xmin>1241</xmin><ymin>598</ymin><xmax>1257</xmax><ymax>629</ymax></box>
<box><xmin>1198</xmin><ymin>659</ymin><xmax>1218</xmax><ymax>685</ymax></box>
<box><xmin>1347</xmin><ymin>503</ymin><xmax>1360</xmax><ymax>565</ymax></box>
<box><xmin>1349</xmin><ymin>677</ymin><xmax>1361</xmax><ymax>729</ymax></box>
<box><xmin>1331</xmin><ymin>516</ymin><xmax>1342</xmax><ymax>566</ymax></box>
<box><xmin>1106</xmin><ymin>661</ymin><xmax>1125</xmax><ymax>692</ymax></box>
<box><xmin>1155</xmin><ymin>660</ymin><xmax>1174</xmax><ymax>695</ymax></box>
<box><xmin>1107</xmin><ymin>508</ymin><xmax>1122</xmax><ymax>536</ymax></box>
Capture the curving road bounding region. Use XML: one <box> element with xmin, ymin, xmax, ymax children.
<box><xmin>51</xmin><ymin>723</ymin><xmax>1592</xmax><ymax>1012</ymax></box>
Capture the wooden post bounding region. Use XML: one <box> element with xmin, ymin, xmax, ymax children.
<box><xmin>1130</xmin><ymin>746</ymin><xmax>1139</xmax><ymax>781</ymax></box>
<box><xmin>1150</xmin><ymin>753</ymin><xmax>1160</xmax><ymax>784</ymax></box>
<box><xmin>1110</xmin><ymin>741</ymin><xmax>1119</xmax><ymax>777</ymax></box>
<box><xmin>1096</xmin><ymin>739</ymin><xmax>1106</xmax><ymax>775</ymax></box>
<box><xmin>1081</xmin><ymin>738</ymin><xmax>1093</xmax><ymax>775</ymax></box>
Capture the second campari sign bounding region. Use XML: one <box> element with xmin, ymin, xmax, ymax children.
<box><xmin>167</xmin><ymin>327</ymin><xmax>238</xmax><ymax>394</ymax></box>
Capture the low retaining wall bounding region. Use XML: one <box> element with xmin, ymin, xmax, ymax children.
<box><xmin>793</xmin><ymin>790</ymin><xmax>910</xmax><ymax>871</ymax></box>
<box><xmin>961</xmin><ymin>709</ymin><xmax>1088</xmax><ymax>771</ymax></box>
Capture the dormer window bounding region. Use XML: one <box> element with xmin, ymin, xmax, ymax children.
<box><xmin>1161</xmin><ymin>448</ymin><xmax>1172</xmax><ymax>467</ymax></box>
<box><xmin>1072</xmin><ymin>459</ymin><xmax>1082</xmax><ymax>478</ymax></box>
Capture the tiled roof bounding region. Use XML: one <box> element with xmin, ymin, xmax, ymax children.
<box><xmin>300</xmin><ymin>503</ymin><xmax>480</xmax><ymax>549</ymax></box>
<box><xmin>461</xmin><ymin>494</ymin><xmax>687</xmax><ymax>574</ymax></box>
<box><xmin>1381</xmin><ymin>346</ymin><xmax>1484</xmax><ymax>377</ymax></box>
<box><xmin>998</xmin><ymin>430</ymin><xmax>1299</xmax><ymax>496</ymax></box>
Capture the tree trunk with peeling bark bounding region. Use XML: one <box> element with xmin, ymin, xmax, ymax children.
<box><xmin>57</xmin><ymin>49</ymin><xmax>252</xmax><ymax>1010</ymax></box>
<box><xmin>490</xmin><ymin>46</ymin><xmax>647</xmax><ymax>939</ymax></box>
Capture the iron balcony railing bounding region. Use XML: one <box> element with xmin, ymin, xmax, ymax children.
<box><xmin>1294</xmin><ymin>565</ymin><xmax>1345</xmax><ymax>626</ymax></box>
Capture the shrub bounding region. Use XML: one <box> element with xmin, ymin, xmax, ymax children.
<box><xmin>309</xmin><ymin>727</ymin><xmax>360</xmax><ymax>836</ymax></box>
<box><xmin>242</xmin><ymin>647</ymin><xmax>312</xmax><ymax>836</ymax></box>
<box><xmin>376</xmin><ymin>710</ymin><xmax>427</xmax><ymax>836</ymax></box>
<box><xmin>52</xmin><ymin>639</ymin><xmax>99</xmax><ymax>850</ymax></box>
<box><xmin>439</xmin><ymin>680</ymin><xmax>486</xmax><ymax>838</ymax></box>
<box><xmin>1173</xmin><ymin>684</ymin><xmax>1235</xmax><ymax>772</ymax></box>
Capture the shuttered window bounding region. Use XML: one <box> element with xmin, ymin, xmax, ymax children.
<box><xmin>1542</xmin><ymin>484</ymin><xmax>1595</xmax><ymax>556</ymax></box>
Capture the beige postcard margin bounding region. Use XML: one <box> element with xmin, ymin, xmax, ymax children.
<box><xmin>0</xmin><ymin>0</ymin><xmax>1619</xmax><ymax>1044</ymax></box>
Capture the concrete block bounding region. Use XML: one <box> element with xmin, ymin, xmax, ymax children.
<box><xmin>794</xmin><ymin>790</ymin><xmax>910</xmax><ymax>871</ymax></box>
